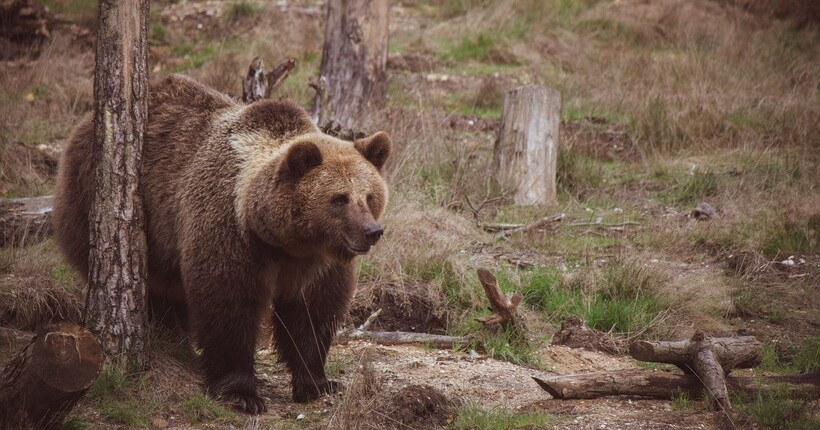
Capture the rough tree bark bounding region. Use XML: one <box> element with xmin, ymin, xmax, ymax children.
<box><xmin>86</xmin><ymin>0</ymin><xmax>150</xmax><ymax>371</ymax></box>
<box><xmin>313</xmin><ymin>0</ymin><xmax>389</xmax><ymax>131</ymax></box>
<box><xmin>0</xmin><ymin>323</ymin><xmax>104</xmax><ymax>429</ymax></box>
<box><xmin>493</xmin><ymin>86</ymin><xmax>561</xmax><ymax>206</ymax></box>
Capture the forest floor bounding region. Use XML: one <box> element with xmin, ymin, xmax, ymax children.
<box><xmin>1</xmin><ymin>0</ymin><xmax>819</xmax><ymax>429</ymax></box>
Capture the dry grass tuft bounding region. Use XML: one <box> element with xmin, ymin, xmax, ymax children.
<box><xmin>0</xmin><ymin>240</ymin><xmax>82</xmax><ymax>329</ymax></box>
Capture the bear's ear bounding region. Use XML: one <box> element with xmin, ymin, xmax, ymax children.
<box><xmin>281</xmin><ymin>141</ymin><xmax>322</xmax><ymax>179</ymax></box>
<box><xmin>354</xmin><ymin>131</ymin><xmax>392</xmax><ymax>172</ymax></box>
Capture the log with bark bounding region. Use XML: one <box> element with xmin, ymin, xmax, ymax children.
<box><xmin>629</xmin><ymin>331</ymin><xmax>762</xmax><ymax>410</ymax></box>
<box><xmin>0</xmin><ymin>322</ymin><xmax>103</xmax><ymax>429</ymax></box>
<box><xmin>533</xmin><ymin>371</ymin><xmax>820</xmax><ymax>400</ymax></box>
<box><xmin>474</xmin><ymin>269</ymin><xmax>525</xmax><ymax>336</ymax></box>
<box><xmin>0</xmin><ymin>195</ymin><xmax>53</xmax><ymax>247</ymax></box>
<box><xmin>336</xmin><ymin>308</ymin><xmax>473</xmax><ymax>349</ymax></box>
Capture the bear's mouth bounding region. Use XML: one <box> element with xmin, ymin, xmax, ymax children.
<box><xmin>343</xmin><ymin>239</ymin><xmax>371</xmax><ymax>255</ymax></box>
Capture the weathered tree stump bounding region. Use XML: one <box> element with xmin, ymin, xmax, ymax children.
<box><xmin>0</xmin><ymin>322</ymin><xmax>103</xmax><ymax>429</ymax></box>
<box><xmin>533</xmin><ymin>371</ymin><xmax>820</xmax><ymax>400</ymax></box>
<box><xmin>0</xmin><ymin>195</ymin><xmax>53</xmax><ymax>247</ymax></box>
<box><xmin>493</xmin><ymin>86</ymin><xmax>561</xmax><ymax>206</ymax></box>
<box><xmin>475</xmin><ymin>269</ymin><xmax>525</xmax><ymax>336</ymax></box>
<box><xmin>313</xmin><ymin>0</ymin><xmax>389</xmax><ymax>131</ymax></box>
<box><xmin>241</xmin><ymin>56</ymin><xmax>296</xmax><ymax>103</ymax></box>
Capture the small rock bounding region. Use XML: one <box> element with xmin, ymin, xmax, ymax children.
<box><xmin>296</xmin><ymin>413</ymin><xmax>305</xmax><ymax>420</ymax></box>
<box><xmin>692</xmin><ymin>202</ymin><xmax>717</xmax><ymax>220</ymax></box>
<box><xmin>152</xmin><ymin>418</ymin><xmax>169</xmax><ymax>429</ymax></box>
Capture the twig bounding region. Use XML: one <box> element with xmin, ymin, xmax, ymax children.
<box><xmin>495</xmin><ymin>213</ymin><xmax>565</xmax><ymax>240</ymax></box>
<box><xmin>567</xmin><ymin>221</ymin><xmax>641</xmax><ymax>228</ymax></box>
<box><xmin>265</xmin><ymin>58</ymin><xmax>296</xmax><ymax>97</ymax></box>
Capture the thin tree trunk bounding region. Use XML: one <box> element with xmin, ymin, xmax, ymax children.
<box><xmin>86</xmin><ymin>0</ymin><xmax>150</xmax><ymax>371</ymax></box>
<box><xmin>313</xmin><ymin>0</ymin><xmax>389</xmax><ymax>131</ymax></box>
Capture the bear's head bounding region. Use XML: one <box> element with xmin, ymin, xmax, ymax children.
<box><xmin>242</xmin><ymin>131</ymin><xmax>391</xmax><ymax>261</ymax></box>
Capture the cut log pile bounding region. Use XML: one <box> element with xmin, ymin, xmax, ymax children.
<box><xmin>534</xmin><ymin>330</ymin><xmax>820</xmax><ymax>412</ymax></box>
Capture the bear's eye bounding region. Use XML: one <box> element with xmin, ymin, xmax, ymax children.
<box><xmin>331</xmin><ymin>194</ymin><xmax>349</xmax><ymax>206</ymax></box>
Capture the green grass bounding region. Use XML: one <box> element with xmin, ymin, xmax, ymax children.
<box><xmin>182</xmin><ymin>394</ymin><xmax>237</xmax><ymax>424</ymax></box>
<box><xmin>502</xmin><ymin>261</ymin><xmax>670</xmax><ymax>336</ymax></box>
<box><xmin>671</xmin><ymin>391</ymin><xmax>692</xmax><ymax>410</ymax></box>
<box><xmin>62</xmin><ymin>418</ymin><xmax>92</xmax><ymax>430</ymax></box>
<box><xmin>736</xmin><ymin>387</ymin><xmax>820</xmax><ymax>430</ymax></box>
<box><xmin>792</xmin><ymin>337</ymin><xmax>820</xmax><ymax>374</ymax></box>
<box><xmin>453</xmin><ymin>401</ymin><xmax>556</xmax><ymax>429</ymax></box>
<box><xmin>87</xmin><ymin>368</ymin><xmax>157</xmax><ymax>427</ymax></box>
<box><xmin>225</xmin><ymin>1</ymin><xmax>262</xmax><ymax>21</ymax></box>
<box><xmin>662</xmin><ymin>169</ymin><xmax>719</xmax><ymax>206</ymax></box>
<box><xmin>761</xmin><ymin>216</ymin><xmax>820</xmax><ymax>258</ymax></box>
<box><xmin>171</xmin><ymin>43</ymin><xmax>219</xmax><ymax>72</ymax></box>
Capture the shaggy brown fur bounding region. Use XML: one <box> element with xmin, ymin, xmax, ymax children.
<box><xmin>52</xmin><ymin>75</ymin><xmax>391</xmax><ymax>414</ymax></box>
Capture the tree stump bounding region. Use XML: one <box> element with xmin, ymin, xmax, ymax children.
<box><xmin>86</xmin><ymin>0</ymin><xmax>151</xmax><ymax>371</ymax></box>
<box><xmin>0</xmin><ymin>195</ymin><xmax>53</xmax><ymax>247</ymax></box>
<box><xmin>313</xmin><ymin>0</ymin><xmax>389</xmax><ymax>131</ymax></box>
<box><xmin>474</xmin><ymin>269</ymin><xmax>525</xmax><ymax>336</ymax></box>
<box><xmin>0</xmin><ymin>323</ymin><xmax>103</xmax><ymax>429</ymax></box>
<box><xmin>241</xmin><ymin>56</ymin><xmax>296</xmax><ymax>104</ymax></box>
<box><xmin>493</xmin><ymin>86</ymin><xmax>561</xmax><ymax>206</ymax></box>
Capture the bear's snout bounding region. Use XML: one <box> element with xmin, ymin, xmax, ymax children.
<box><xmin>364</xmin><ymin>224</ymin><xmax>384</xmax><ymax>246</ymax></box>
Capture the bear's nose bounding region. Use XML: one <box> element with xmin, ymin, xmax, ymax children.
<box><xmin>364</xmin><ymin>224</ymin><xmax>384</xmax><ymax>245</ymax></box>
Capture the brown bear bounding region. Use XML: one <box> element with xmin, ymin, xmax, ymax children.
<box><xmin>53</xmin><ymin>75</ymin><xmax>391</xmax><ymax>414</ymax></box>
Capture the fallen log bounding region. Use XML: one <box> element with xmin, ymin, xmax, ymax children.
<box><xmin>342</xmin><ymin>331</ymin><xmax>472</xmax><ymax>349</ymax></box>
<box><xmin>629</xmin><ymin>331</ymin><xmax>762</xmax><ymax>410</ymax></box>
<box><xmin>475</xmin><ymin>269</ymin><xmax>525</xmax><ymax>336</ymax></box>
<box><xmin>0</xmin><ymin>195</ymin><xmax>53</xmax><ymax>247</ymax></box>
<box><xmin>0</xmin><ymin>322</ymin><xmax>103</xmax><ymax>429</ymax></box>
<box><xmin>533</xmin><ymin>371</ymin><xmax>820</xmax><ymax>400</ymax></box>
<box><xmin>629</xmin><ymin>332</ymin><xmax>762</xmax><ymax>371</ymax></box>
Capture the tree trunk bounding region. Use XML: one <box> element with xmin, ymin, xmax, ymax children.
<box><xmin>493</xmin><ymin>86</ymin><xmax>561</xmax><ymax>206</ymax></box>
<box><xmin>533</xmin><ymin>371</ymin><xmax>820</xmax><ymax>400</ymax></box>
<box><xmin>0</xmin><ymin>195</ymin><xmax>53</xmax><ymax>247</ymax></box>
<box><xmin>0</xmin><ymin>323</ymin><xmax>103</xmax><ymax>429</ymax></box>
<box><xmin>86</xmin><ymin>0</ymin><xmax>150</xmax><ymax>371</ymax></box>
<box><xmin>313</xmin><ymin>0</ymin><xmax>389</xmax><ymax>131</ymax></box>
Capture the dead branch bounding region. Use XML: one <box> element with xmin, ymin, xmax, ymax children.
<box><xmin>342</xmin><ymin>331</ymin><xmax>472</xmax><ymax>349</ymax></box>
<box><xmin>494</xmin><ymin>213</ymin><xmax>564</xmax><ymax>240</ymax></box>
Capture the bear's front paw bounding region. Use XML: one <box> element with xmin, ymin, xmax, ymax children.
<box><xmin>220</xmin><ymin>389</ymin><xmax>268</xmax><ymax>414</ymax></box>
<box><xmin>209</xmin><ymin>375</ymin><xmax>267</xmax><ymax>414</ymax></box>
<box><xmin>292</xmin><ymin>378</ymin><xmax>342</xmax><ymax>403</ymax></box>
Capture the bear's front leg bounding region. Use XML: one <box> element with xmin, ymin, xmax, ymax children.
<box><xmin>272</xmin><ymin>263</ymin><xmax>355</xmax><ymax>403</ymax></box>
<box><xmin>184</xmin><ymin>266</ymin><xmax>269</xmax><ymax>414</ymax></box>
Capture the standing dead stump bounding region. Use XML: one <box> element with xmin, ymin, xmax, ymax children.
<box><xmin>313</xmin><ymin>0</ymin><xmax>389</xmax><ymax>131</ymax></box>
<box><xmin>475</xmin><ymin>269</ymin><xmax>525</xmax><ymax>337</ymax></box>
<box><xmin>493</xmin><ymin>86</ymin><xmax>561</xmax><ymax>206</ymax></box>
<box><xmin>0</xmin><ymin>323</ymin><xmax>103</xmax><ymax>429</ymax></box>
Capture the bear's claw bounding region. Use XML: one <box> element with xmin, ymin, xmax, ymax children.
<box><xmin>293</xmin><ymin>379</ymin><xmax>342</xmax><ymax>403</ymax></box>
<box><xmin>221</xmin><ymin>390</ymin><xmax>268</xmax><ymax>414</ymax></box>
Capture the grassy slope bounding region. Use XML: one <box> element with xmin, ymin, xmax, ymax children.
<box><xmin>1</xmin><ymin>0</ymin><xmax>818</xmax><ymax>428</ymax></box>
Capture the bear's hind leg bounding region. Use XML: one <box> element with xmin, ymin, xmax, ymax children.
<box><xmin>272</xmin><ymin>263</ymin><xmax>354</xmax><ymax>403</ymax></box>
